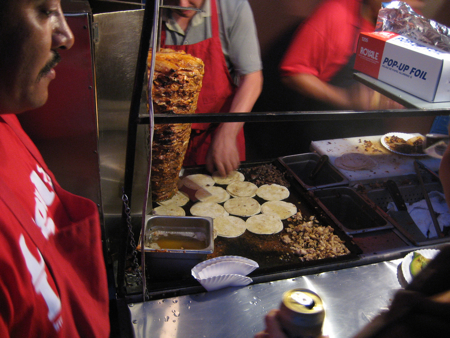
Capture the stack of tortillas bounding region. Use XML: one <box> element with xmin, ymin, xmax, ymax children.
<box><xmin>333</xmin><ymin>153</ymin><xmax>377</xmax><ymax>171</ymax></box>
<box><xmin>153</xmin><ymin>170</ymin><xmax>298</xmax><ymax>237</ymax></box>
<box><xmin>153</xmin><ymin>190</ymin><xmax>189</xmax><ymax>216</ymax></box>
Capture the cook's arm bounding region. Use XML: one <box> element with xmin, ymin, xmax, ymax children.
<box><xmin>206</xmin><ymin>70</ymin><xmax>263</xmax><ymax>176</ymax></box>
<box><xmin>281</xmin><ymin>73</ymin><xmax>374</xmax><ymax>110</ymax></box>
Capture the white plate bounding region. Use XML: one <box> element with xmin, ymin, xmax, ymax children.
<box><xmin>381</xmin><ymin>132</ymin><xmax>426</xmax><ymax>157</ymax></box>
<box><xmin>196</xmin><ymin>274</ymin><xmax>253</xmax><ymax>292</ymax></box>
<box><xmin>196</xmin><ymin>260</ymin><xmax>258</xmax><ymax>279</ymax></box>
<box><xmin>401</xmin><ymin>249</ymin><xmax>440</xmax><ymax>283</ymax></box>
<box><xmin>192</xmin><ymin>256</ymin><xmax>258</xmax><ymax>280</ymax></box>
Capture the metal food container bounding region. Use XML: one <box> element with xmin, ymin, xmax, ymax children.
<box><xmin>361</xmin><ymin>180</ymin><xmax>449</xmax><ymax>246</ymax></box>
<box><xmin>279</xmin><ymin>153</ymin><xmax>348</xmax><ymax>190</ymax></box>
<box><xmin>312</xmin><ymin>187</ymin><xmax>390</xmax><ymax>234</ymax></box>
<box><xmin>142</xmin><ymin>215</ymin><xmax>214</xmax><ymax>280</ymax></box>
<box><xmin>365</xmin><ymin>181</ymin><xmax>443</xmax><ymax>211</ymax></box>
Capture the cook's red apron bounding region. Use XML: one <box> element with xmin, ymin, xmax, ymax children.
<box><xmin>161</xmin><ymin>0</ymin><xmax>246</xmax><ymax>166</ymax></box>
<box><xmin>0</xmin><ymin>115</ymin><xmax>109</xmax><ymax>337</ymax></box>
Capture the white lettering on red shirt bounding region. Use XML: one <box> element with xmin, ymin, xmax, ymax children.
<box><xmin>19</xmin><ymin>165</ymin><xmax>62</xmax><ymax>332</ymax></box>
<box><xmin>19</xmin><ymin>235</ymin><xmax>63</xmax><ymax>331</ymax></box>
<box><xmin>30</xmin><ymin>166</ymin><xmax>56</xmax><ymax>239</ymax></box>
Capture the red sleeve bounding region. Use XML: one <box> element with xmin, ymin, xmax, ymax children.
<box><xmin>279</xmin><ymin>0</ymin><xmax>370</xmax><ymax>82</ymax></box>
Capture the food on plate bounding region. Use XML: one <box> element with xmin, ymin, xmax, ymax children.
<box><xmin>212</xmin><ymin>170</ymin><xmax>245</xmax><ymax>185</ymax></box>
<box><xmin>256</xmin><ymin>184</ymin><xmax>290</xmax><ymax>201</ymax></box>
<box><xmin>261</xmin><ymin>201</ymin><xmax>297</xmax><ymax>220</ymax></box>
<box><xmin>384</xmin><ymin>134</ymin><xmax>425</xmax><ymax>154</ymax></box>
<box><xmin>223</xmin><ymin>197</ymin><xmax>261</xmax><ymax>217</ymax></box>
<box><xmin>182</xmin><ymin>173</ymin><xmax>215</xmax><ymax>190</ymax></box>
<box><xmin>334</xmin><ymin>153</ymin><xmax>378</xmax><ymax>171</ymax></box>
<box><xmin>195</xmin><ymin>186</ymin><xmax>230</xmax><ymax>203</ymax></box>
<box><xmin>153</xmin><ymin>205</ymin><xmax>186</xmax><ymax>216</ymax></box>
<box><xmin>157</xmin><ymin>190</ymin><xmax>190</xmax><ymax>207</ymax></box>
<box><xmin>148</xmin><ymin>49</ymin><xmax>205</xmax><ymax>202</ymax></box>
<box><xmin>226</xmin><ymin>181</ymin><xmax>258</xmax><ymax>197</ymax></box>
<box><xmin>240</xmin><ymin>164</ymin><xmax>290</xmax><ymax>187</ymax></box>
<box><xmin>190</xmin><ymin>202</ymin><xmax>229</xmax><ymax>218</ymax></box>
<box><xmin>410</xmin><ymin>251</ymin><xmax>432</xmax><ymax>277</ymax></box>
<box><xmin>213</xmin><ymin>216</ymin><xmax>247</xmax><ymax>238</ymax></box>
<box><xmin>281</xmin><ymin>212</ymin><xmax>350</xmax><ymax>261</ymax></box>
<box><xmin>246</xmin><ymin>214</ymin><xmax>284</xmax><ymax>235</ymax></box>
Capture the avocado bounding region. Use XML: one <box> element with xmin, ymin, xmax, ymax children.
<box><xmin>410</xmin><ymin>252</ymin><xmax>431</xmax><ymax>277</ymax></box>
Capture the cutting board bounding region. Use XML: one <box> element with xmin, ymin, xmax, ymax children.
<box><xmin>310</xmin><ymin>135</ymin><xmax>441</xmax><ymax>182</ymax></box>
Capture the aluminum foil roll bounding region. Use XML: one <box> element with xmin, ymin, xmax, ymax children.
<box><xmin>376</xmin><ymin>1</ymin><xmax>450</xmax><ymax>52</ymax></box>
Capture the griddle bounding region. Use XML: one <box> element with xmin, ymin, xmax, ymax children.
<box><xmin>146</xmin><ymin>160</ymin><xmax>362</xmax><ymax>293</ymax></box>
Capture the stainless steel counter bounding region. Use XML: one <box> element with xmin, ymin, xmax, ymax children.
<box><xmin>129</xmin><ymin>258</ymin><xmax>405</xmax><ymax>338</ymax></box>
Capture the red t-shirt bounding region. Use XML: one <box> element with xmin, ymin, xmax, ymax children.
<box><xmin>0</xmin><ymin>115</ymin><xmax>109</xmax><ymax>338</ymax></box>
<box><xmin>279</xmin><ymin>0</ymin><xmax>375</xmax><ymax>82</ymax></box>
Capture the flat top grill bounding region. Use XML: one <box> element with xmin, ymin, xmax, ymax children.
<box><xmin>145</xmin><ymin>160</ymin><xmax>361</xmax><ymax>293</ymax></box>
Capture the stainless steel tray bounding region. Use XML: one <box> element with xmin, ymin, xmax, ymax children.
<box><xmin>278</xmin><ymin>153</ymin><xmax>348</xmax><ymax>190</ymax></box>
<box><xmin>364</xmin><ymin>181</ymin><xmax>449</xmax><ymax>245</ymax></box>
<box><xmin>311</xmin><ymin>187</ymin><xmax>391</xmax><ymax>234</ymax></box>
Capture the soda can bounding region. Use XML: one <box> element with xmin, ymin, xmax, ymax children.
<box><xmin>278</xmin><ymin>288</ymin><xmax>325</xmax><ymax>338</ymax></box>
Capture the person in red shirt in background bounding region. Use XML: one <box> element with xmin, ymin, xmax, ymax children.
<box><xmin>0</xmin><ymin>0</ymin><xmax>110</xmax><ymax>337</ymax></box>
<box><xmin>279</xmin><ymin>0</ymin><xmax>425</xmax><ymax>111</ymax></box>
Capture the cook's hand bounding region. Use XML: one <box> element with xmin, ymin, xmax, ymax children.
<box><xmin>205</xmin><ymin>124</ymin><xmax>241</xmax><ymax>176</ymax></box>
<box><xmin>254</xmin><ymin>310</ymin><xmax>287</xmax><ymax>338</ymax></box>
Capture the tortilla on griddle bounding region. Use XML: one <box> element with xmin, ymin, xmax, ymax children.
<box><xmin>256</xmin><ymin>184</ymin><xmax>290</xmax><ymax>201</ymax></box>
<box><xmin>157</xmin><ymin>190</ymin><xmax>189</xmax><ymax>207</ymax></box>
<box><xmin>212</xmin><ymin>170</ymin><xmax>245</xmax><ymax>185</ymax></box>
<box><xmin>182</xmin><ymin>174</ymin><xmax>215</xmax><ymax>190</ymax></box>
<box><xmin>224</xmin><ymin>197</ymin><xmax>261</xmax><ymax>217</ymax></box>
<box><xmin>190</xmin><ymin>202</ymin><xmax>229</xmax><ymax>218</ymax></box>
<box><xmin>246</xmin><ymin>214</ymin><xmax>283</xmax><ymax>235</ymax></box>
<box><xmin>226</xmin><ymin>181</ymin><xmax>258</xmax><ymax>197</ymax></box>
<box><xmin>261</xmin><ymin>201</ymin><xmax>297</xmax><ymax>220</ymax></box>
<box><xmin>214</xmin><ymin>215</ymin><xmax>247</xmax><ymax>238</ymax></box>
<box><xmin>334</xmin><ymin>153</ymin><xmax>377</xmax><ymax>171</ymax></box>
<box><xmin>195</xmin><ymin>186</ymin><xmax>230</xmax><ymax>203</ymax></box>
<box><xmin>153</xmin><ymin>205</ymin><xmax>186</xmax><ymax>216</ymax></box>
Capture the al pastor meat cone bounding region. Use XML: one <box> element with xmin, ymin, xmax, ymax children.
<box><xmin>148</xmin><ymin>48</ymin><xmax>204</xmax><ymax>202</ymax></box>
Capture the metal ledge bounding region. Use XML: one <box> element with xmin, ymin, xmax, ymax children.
<box><xmin>135</xmin><ymin>108</ymin><xmax>450</xmax><ymax>124</ymax></box>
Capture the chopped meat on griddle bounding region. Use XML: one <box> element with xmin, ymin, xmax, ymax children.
<box><xmin>240</xmin><ymin>164</ymin><xmax>290</xmax><ymax>187</ymax></box>
<box><xmin>282</xmin><ymin>212</ymin><xmax>350</xmax><ymax>261</ymax></box>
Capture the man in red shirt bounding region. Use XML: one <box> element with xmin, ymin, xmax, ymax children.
<box><xmin>279</xmin><ymin>0</ymin><xmax>425</xmax><ymax>111</ymax></box>
<box><xmin>0</xmin><ymin>1</ymin><xmax>110</xmax><ymax>337</ymax></box>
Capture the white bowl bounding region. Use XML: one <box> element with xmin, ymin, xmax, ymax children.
<box><xmin>191</xmin><ymin>256</ymin><xmax>258</xmax><ymax>280</ymax></box>
<box><xmin>196</xmin><ymin>274</ymin><xmax>253</xmax><ymax>292</ymax></box>
<box><xmin>196</xmin><ymin>260</ymin><xmax>257</xmax><ymax>279</ymax></box>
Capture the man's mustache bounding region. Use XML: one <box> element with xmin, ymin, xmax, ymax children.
<box><xmin>36</xmin><ymin>50</ymin><xmax>61</xmax><ymax>82</ymax></box>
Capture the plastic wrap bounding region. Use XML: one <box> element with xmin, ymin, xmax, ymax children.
<box><xmin>376</xmin><ymin>1</ymin><xmax>450</xmax><ymax>52</ymax></box>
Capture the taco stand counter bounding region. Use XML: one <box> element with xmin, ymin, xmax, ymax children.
<box><xmin>98</xmin><ymin>6</ymin><xmax>450</xmax><ymax>338</ymax></box>
<box><xmin>128</xmin><ymin>248</ymin><xmax>444</xmax><ymax>338</ymax></box>
<box><xmin>113</xmin><ymin>132</ymin><xmax>450</xmax><ymax>338</ymax></box>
